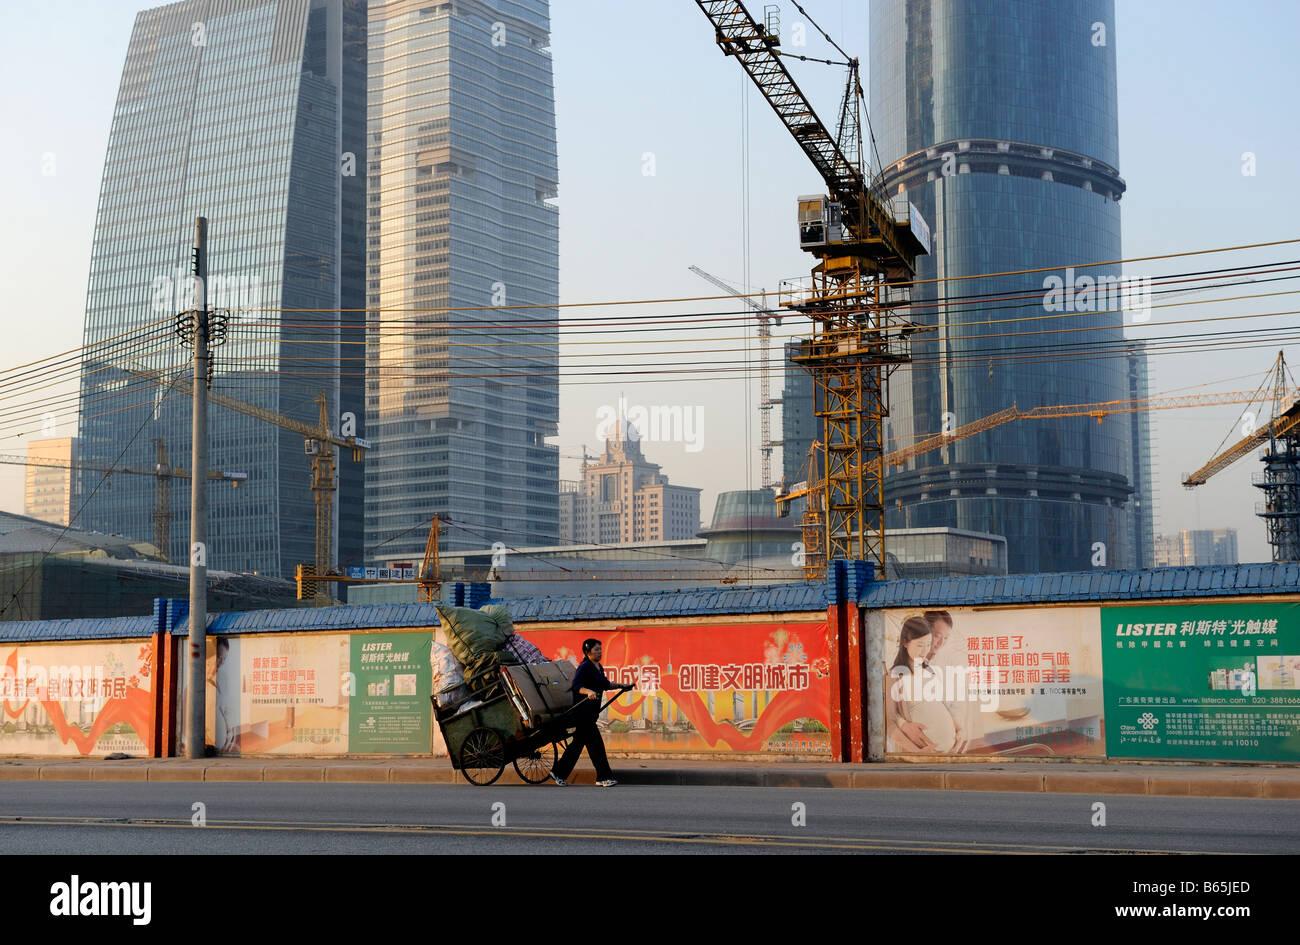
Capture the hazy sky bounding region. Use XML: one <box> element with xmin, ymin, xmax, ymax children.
<box><xmin>0</xmin><ymin>1</ymin><xmax>1297</xmax><ymax>563</ymax></box>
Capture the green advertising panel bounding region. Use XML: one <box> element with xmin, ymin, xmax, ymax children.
<box><xmin>1102</xmin><ymin>603</ymin><xmax>1300</xmax><ymax>762</ymax></box>
<box><xmin>348</xmin><ymin>632</ymin><xmax>432</xmax><ymax>753</ymax></box>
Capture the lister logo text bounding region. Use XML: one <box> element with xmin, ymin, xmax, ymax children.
<box><xmin>1114</xmin><ymin>623</ymin><xmax>1178</xmax><ymax>637</ymax></box>
<box><xmin>49</xmin><ymin>875</ymin><xmax>151</xmax><ymax>925</ymax></box>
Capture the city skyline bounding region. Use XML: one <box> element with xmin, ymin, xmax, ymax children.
<box><xmin>1</xmin><ymin>1</ymin><xmax>1297</xmax><ymax>565</ymax></box>
<box><xmin>0</xmin><ymin>0</ymin><xmax>1297</xmax><ymax>877</ymax></box>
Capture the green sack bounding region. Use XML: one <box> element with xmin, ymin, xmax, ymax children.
<box><xmin>435</xmin><ymin>603</ymin><xmax>513</xmax><ymax>667</ymax></box>
<box><xmin>463</xmin><ymin>650</ymin><xmax>502</xmax><ymax>695</ymax></box>
<box><xmin>479</xmin><ymin>604</ymin><xmax>515</xmax><ymax>636</ymax></box>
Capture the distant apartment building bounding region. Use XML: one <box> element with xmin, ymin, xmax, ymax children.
<box><xmin>1154</xmin><ymin>529</ymin><xmax>1239</xmax><ymax>567</ymax></box>
<box><xmin>781</xmin><ymin>341</ymin><xmax>817</xmax><ymax>490</ymax></box>
<box><xmin>24</xmin><ymin>438</ymin><xmax>77</xmax><ymax>527</ymax></box>
<box><xmin>558</xmin><ymin>430</ymin><xmax>701</xmax><ymax>545</ymax></box>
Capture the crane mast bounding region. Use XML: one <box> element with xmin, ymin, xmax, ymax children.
<box><xmin>689</xmin><ymin>265</ymin><xmax>783</xmax><ymax>489</ymax></box>
<box><xmin>124</xmin><ymin>362</ymin><xmax>369</xmax><ymax>598</ymax></box>
<box><xmin>696</xmin><ymin>0</ymin><xmax>929</xmax><ymax>578</ymax></box>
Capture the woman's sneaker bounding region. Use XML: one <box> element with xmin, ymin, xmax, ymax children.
<box><xmin>548</xmin><ymin>772</ymin><xmax>568</xmax><ymax>786</ymax></box>
<box><xmin>596</xmin><ymin>779</ymin><xmax>618</xmax><ymax>788</ymax></box>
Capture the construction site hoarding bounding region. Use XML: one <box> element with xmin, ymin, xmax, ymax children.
<box><xmin>1102</xmin><ymin>602</ymin><xmax>1300</xmax><ymax>762</ymax></box>
<box><xmin>521</xmin><ymin>621</ymin><xmax>832</xmax><ymax>755</ymax></box>
<box><xmin>0</xmin><ymin>639</ymin><xmax>154</xmax><ymax>756</ymax></box>
<box><xmin>194</xmin><ymin>630</ymin><xmax>433</xmax><ymax>755</ymax></box>
<box><xmin>881</xmin><ymin>607</ymin><xmax>1106</xmax><ymax>758</ymax></box>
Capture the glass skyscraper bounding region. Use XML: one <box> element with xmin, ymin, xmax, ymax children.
<box><xmin>76</xmin><ymin>0</ymin><xmax>366</xmax><ymax>579</ymax></box>
<box><xmin>365</xmin><ymin>0</ymin><xmax>559</xmax><ymax>559</ymax></box>
<box><xmin>870</xmin><ymin>0</ymin><xmax>1143</xmax><ymax>573</ymax></box>
<box><xmin>1125</xmin><ymin>340</ymin><xmax>1155</xmax><ymax>568</ymax></box>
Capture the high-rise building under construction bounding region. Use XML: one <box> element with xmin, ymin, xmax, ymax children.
<box><xmin>871</xmin><ymin>0</ymin><xmax>1144</xmax><ymax>572</ymax></box>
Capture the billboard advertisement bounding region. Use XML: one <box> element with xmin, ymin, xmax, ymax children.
<box><xmin>0</xmin><ymin>640</ymin><xmax>154</xmax><ymax>756</ymax></box>
<box><xmin>882</xmin><ymin>607</ymin><xmax>1105</xmax><ymax>757</ymax></box>
<box><xmin>1102</xmin><ymin>602</ymin><xmax>1300</xmax><ymax>762</ymax></box>
<box><xmin>201</xmin><ymin>630</ymin><xmax>433</xmax><ymax>755</ymax></box>
<box><xmin>348</xmin><ymin>631</ymin><xmax>433</xmax><ymax>753</ymax></box>
<box><xmin>521</xmin><ymin>621</ymin><xmax>832</xmax><ymax>755</ymax></box>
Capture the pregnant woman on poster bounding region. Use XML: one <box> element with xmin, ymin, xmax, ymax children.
<box><xmin>888</xmin><ymin>616</ymin><xmax>965</xmax><ymax>753</ymax></box>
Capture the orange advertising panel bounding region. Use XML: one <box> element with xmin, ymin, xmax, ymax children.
<box><xmin>0</xmin><ymin>640</ymin><xmax>154</xmax><ymax>756</ymax></box>
<box><xmin>203</xmin><ymin>633</ymin><xmax>351</xmax><ymax>755</ymax></box>
<box><xmin>522</xmin><ymin>621</ymin><xmax>831</xmax><ymax>755</ymax></box>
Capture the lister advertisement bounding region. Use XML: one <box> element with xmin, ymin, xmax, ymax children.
<box><xmin>882</xmin><ymin>607</ymin><xmax>1106</xmax><ymax>757</ymax></box>
<box><xmin>1102</xmin><ymin>602</ymin><xmax>1300</xmax><ymax>763</ymax></box>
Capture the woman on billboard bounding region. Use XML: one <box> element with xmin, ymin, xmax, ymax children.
<box><xmin>887</xmin><ymin>615</ymin><xmax>966</xmax><ymax>753</ymax></box>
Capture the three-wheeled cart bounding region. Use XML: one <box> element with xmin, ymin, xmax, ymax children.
<box><xmin>436</xmin><ymin>664</ymin><xmax>631</xmax><ymax>786</ymax></box>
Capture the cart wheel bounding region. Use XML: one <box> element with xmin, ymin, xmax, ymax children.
<box><xmin>459</xmin><ymin>727</ymin><xmax>505</xmax><ymax>786</ymax></box>
<box><xmin>512</xmin><ymin>742</ymin><xmax>558</xmax><ymax>784</ymax></box>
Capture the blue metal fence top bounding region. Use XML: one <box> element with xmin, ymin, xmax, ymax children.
<box><xmin>0</xmin><ymin>615</ymin><xmax>155</xmax><ymax>644</ymax></box>
<box><xmin>197</xmin><ymin>603</ymin><xmax>445</xmax><ymax>636</ymax></box>
<box><xmin>862</xmin><ymin>563</ymin><xmax>1300</xmax><ymax>609</ymax></box>
<box><xmin>1</xmin><ymin>564</ymin><xmax>1296</xmax><ymax>644</ymax></box>
<box><xmin>502</xmin><ymin>582</ymin><xmax>829</xmax><ymax>623</ymax></box>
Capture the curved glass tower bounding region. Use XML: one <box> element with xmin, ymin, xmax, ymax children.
<box><xmin>76</xmin><ymin>0</ymin><xmax>366</xmax><ymax>580</ymax></box>
<box><xmin>871</xmin><ymin>0</ymin><xmax>1137</xmax><ymax>573</ymax></box>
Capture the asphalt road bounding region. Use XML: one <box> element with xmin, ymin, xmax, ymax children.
<box><xmin>0</xmin><ymin>782</ymin><xmax>1297</xmax><ymax>854</ymax></box>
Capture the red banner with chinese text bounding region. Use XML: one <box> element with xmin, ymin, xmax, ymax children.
<box><xmin>522</xmin><ymin>621</ymin><xmax>831</xmax><ymax>755</ymax></box>
<box><xmin>0</xmin><ymin>640</ymin><xmax>154</xmax><ymax>756</ymax></box>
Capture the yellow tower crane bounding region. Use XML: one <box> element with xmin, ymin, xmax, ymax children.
<box><xmin>1183</xmin><ymin>352</ymin><xmax>1300</xmax><ymax>562</ymax></box>
<box><xmin>696</xmin><ymin>0</ymin><xmax>929</xmax><ymax>578</ymax></box>
<box><xmin>778</xmin><ymin>382</ymin><xmax>1300</xmax><ymax>578</ymax></box>
<box><xmin>0</xmin><ymin>439</ymin><xmax>245</xmax><ymax>562</ymax></box>
<box><xmin>125</xmin><ymin>364</ymin><xmax>369</xmax><ymax>599</ymax></box>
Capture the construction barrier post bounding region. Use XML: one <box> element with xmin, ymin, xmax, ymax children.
<box><xmin>824</xmin><ymin>560</ymin><xmax>848</xmax><ymax>761</ymax></box>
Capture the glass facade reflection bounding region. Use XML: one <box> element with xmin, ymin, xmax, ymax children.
<box><xmin>1125</xmin><ymin>341</ymin><xmax>1155</xmax><ymax>568</ymax></box>
<box><xmin>781</xmin><ymin>340</ymin><xmax>816</xmax><ymax>488</ymax></box>
<box><xmin>366</xmin><ymin>0</ymin><xmax>559</xmax><ymax>559</ymax></box>
<box><xmin>76</xmin><ymin>0</ymin><xmax>367</xmax><ymax>580</ymax></box>
<box><xmin>871</xmin><ymin>0</ymin><xmax>1144</xmax><ymax>573</ymax></box>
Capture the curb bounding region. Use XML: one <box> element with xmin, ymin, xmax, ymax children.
<box><xmin>0</xmin><ymin>763</ymin><xmax>1297</xmax><ymax>799</ymax></box>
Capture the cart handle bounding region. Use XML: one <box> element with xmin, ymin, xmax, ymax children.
<box><xmin>551</xmin><ymin>683</ymin><xmax>634</xmax><ymax>723</ymax></box>
<box><xmin>601</xmin><ymin>683</ymin><xmax>635</xmax><ymax>711</ymax></box>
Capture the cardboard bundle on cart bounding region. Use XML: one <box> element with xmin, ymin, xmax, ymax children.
<box><xmin>500</xmin><ymin>661</ymin><xmax>577</xmax><ymax>728</ymax></box>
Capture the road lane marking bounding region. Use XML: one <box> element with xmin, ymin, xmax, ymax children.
<box><xmin>0</xmin><ymin>815</ymin><xmax>1222</xmax><ymax>854</ymax></box>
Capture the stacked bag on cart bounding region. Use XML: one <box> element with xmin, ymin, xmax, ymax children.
<box><xmin>430</xmin><ymin>641</ymin><xmax>471</xmax><ymax>708</ymax></box>
<box><xmin>432</xmin><ymin>603</ymin><xmax>550</xmax><ymax>707</ymax></box>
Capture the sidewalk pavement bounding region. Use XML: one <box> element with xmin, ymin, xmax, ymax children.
<box><xmin>1</xmin><ymin>756</ymin><xmax>1298</xmax><ymax>798</ymax></box>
